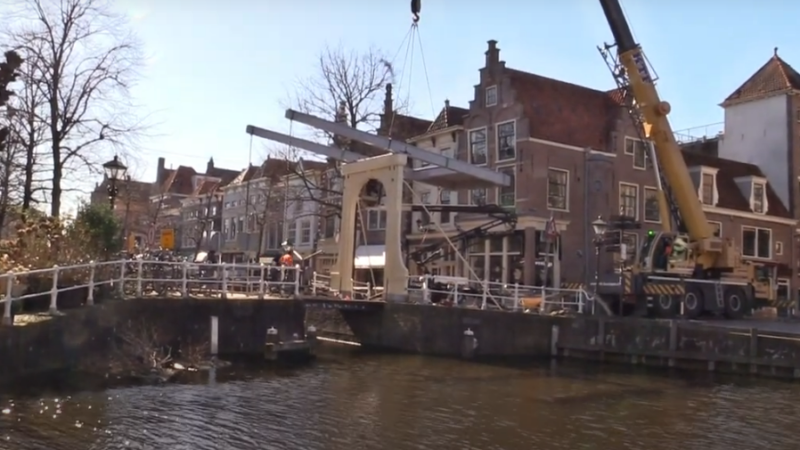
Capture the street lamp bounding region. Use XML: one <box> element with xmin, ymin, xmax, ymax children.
<box><xmin>591</xmin><ymin>216</ymin><xmax>607</xmax><ymax>296</ymax></box>
<box><xmin>591</xmin><ymin>217</ymin><xmax>607</xmax><ymax>236</ymax></box>
<box><xmin>103</xmin><ymin>155</ymin><xmax>127</xmax><ymax>209</ymax></box>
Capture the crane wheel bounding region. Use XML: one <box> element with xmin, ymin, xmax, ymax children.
<box><xmin>681</xmin><ymin>287</ymin><xmax>704</xmax><ymax>319</ymax></box>
<box><xmin>654</xmin><ymin>294</ymin><xmax>677</xmax><ymax>318</ymax></box>
<box><xmin>723</xmin><ymin>287</ymin><xmax>747</xmax><ymax>320</ymax></box>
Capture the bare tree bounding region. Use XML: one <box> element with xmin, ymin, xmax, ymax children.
<box><xmin>7</xmin><ymin>45</ymin><xmax>51</xmax><ymax>213</ymax></box>
<box><xmin>9</xmin><ymin>0</ymin><xmax>146</xmax><ymax>217</ymax></box>
<box><xmin>0</xmin><ymin>50</ymin><xmax>24</xmax><ymax>233</ymax></box>
<box><xmin>284</xmin><ymin>44</ymin><xmax>398</xmax><ymax>140</ymax></box>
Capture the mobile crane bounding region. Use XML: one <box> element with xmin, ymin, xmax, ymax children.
<box><xmin>595</xmin><ymin>0</ymin><xmax>774</xmax><ymax>319</ymax></box>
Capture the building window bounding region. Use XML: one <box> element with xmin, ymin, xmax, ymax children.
<box><xmin>440</xmin><ymin>189</ymin><xmax>453</xmax><ymax>224</ymax></box>
<box><xmin>752</xmin><ymin>182</ymin><xmax>765</xmax><ymax>213</ymax></box>
<box><xmin>419</xmin><ymin>191</ymin><xmax>431</xmax><ymax>225</ymax></box>
<box><xmin>619</xmin><ymin>183</ymin><xmax>638</xmax><ymax>219</ymax></box>
<box><xmin>701</xmin><ymin>173</ymin><xmax>715</xmax><ymax>205</ymax></box>
<box><xmin>323</xmin><ymin>216</ymin><xmax>336</xmax><ymax>238</ymax></box>
<box><xmin>287</xmin><ymin>221</ymin><xmax>297</xmax><ymax>243</ymax></box>
<box><xmin>300</xmin><ymin>220</ymin><xmax>312</xmax><ymax>244</ymax></box>
<box><xmin>709</xmin><ymin>221</ymin><xmax>722</xmax><ymax>237</ymax></box>
<box><xmin>485</xmin><ymin>85</ymin><xmax>498</xmax><ymax>107</ymax></box>
<box><xmin>776</xmin><ymin>241</ymin><xmax>784</xmax><ymax>256</ymax></box>
<box><xmin>497</xmin><ymin>166</ymin><xmax>515</xmax><ymax>207</ymax></box>
<box><xmin>547</xmin><ymin>168</ymin><xmax>568</xmax><ymax>211</ymax></box>
<box><xmin>367</xmin><ymin>209</ymin><xmax>387</xmax><ymax>230</ymax></box>
<box><xmin>643</xmin><ymin>187</ymin><xmax>660</xmax><ymax>223</ymax></box>
<box><xmin>625</xmin><ymin>137</ymin><xmax>648</xmax><ymax>169</ymax></box>
<box><xmin>741</xmin><ymin>226</ymin><xmax>771</xmax><ymax>259</ymax></box>
<box><xmin>496</xmin><ymin>121</ymin><xmax>515</xmax><ymax>161</ymax></box>
<box><xmin>471</xmin><ymin>188</ymin><xmax>487</xmax><ymax>206</ymax></box>
<box><xmin>469</xmin><ymin>129</ymin><xmax>487</xmax><ymax>165</ymax></box>
<box><xmin>466</xmin><ymin>232</ymin><xmax>523</xmax><ymax>284</ymax></box>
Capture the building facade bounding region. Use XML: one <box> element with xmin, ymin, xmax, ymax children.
<box><xmin>396</xmin><ymin>40</ymin><xmax>796</xmax><ymax>295</ymax></box>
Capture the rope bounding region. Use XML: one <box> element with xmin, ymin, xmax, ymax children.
<box><xmin>414</xmin><ymin>25</ymin><xmax>437</xmax><ymax>119</ymax></box>
<box><xmin>404</xmin><ymin>179</ymin><xmax>501</xmax><ymax>307</ymax></box>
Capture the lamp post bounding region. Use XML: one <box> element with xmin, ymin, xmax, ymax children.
<box><xmin>102</xmin><ymin>155</ymin><xmax>127</xmax><ymax>209</ymax></box>
<box><xmin>591</xmin><ymin>216</ymin><xmax>607</xmax><ymax>295</ymax></box>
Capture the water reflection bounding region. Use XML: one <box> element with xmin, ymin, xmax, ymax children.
<box><xmin>2</xmin><ymin>352</ymin><xmax>800</xmax><ymax>450</ymax></box>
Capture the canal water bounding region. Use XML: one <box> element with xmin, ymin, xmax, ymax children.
<box><xmin>1</xmin><ymin>348</ymin><xmax>799</xmax><ymax>450</ymax></box>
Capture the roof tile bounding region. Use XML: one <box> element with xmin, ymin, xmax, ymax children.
<box><xmin>681</xmin><ymin>143</ymin><xmax>790</xmax><ymax>218</ymax></box>
<box><xmin>428</xmin><ymin>100</ymin><xmax>469</xmax><ymax>133</ymax></box>
<box><xmin>723</xmin><ymin>48</ymin><xmax>800</xmax><ymax>105</ymax></box>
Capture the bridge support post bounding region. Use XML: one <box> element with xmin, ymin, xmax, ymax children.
<box><xmin>48</xmin><ymin>265</ymin><xmax>59</xmax><ymax>315</ymax></box>
<box><xmin>2</xmin><ymin>275</ymin><xmax>12</xmax><ymax>326</ymax></box>
<box><xmin>86</xmin><ymin>261</ymin><xmax>95</xmax><ymax>306</ymax></box>
<box><xmin>333</xmin><ymin>153</ymin><xmax>409</xmax><ymax>302</ymax></box>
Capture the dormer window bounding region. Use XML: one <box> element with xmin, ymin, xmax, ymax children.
<box><xmin>691</xmin><ymin>166</ymin><xmax>718</xmax><ymax>206</ymax></box>
<box><xmin>701</xmin><ymin>173</ymin><xmax>715</xmax><ymax>205</ymax></box>
<box><xmin>752</xmin><ymin>182</ymin><xmax>765</xmax><ymax>213</ymax></box>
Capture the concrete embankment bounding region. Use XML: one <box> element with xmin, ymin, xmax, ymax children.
<box><xmin>0</xmin><ymin>298</ymin><xmax>305</xmax><ymax>383</ymax></box>
<box><xmin>308</xmin><ymin>304</ymin><xmax>800</xmax><ymax>379</ymax></box>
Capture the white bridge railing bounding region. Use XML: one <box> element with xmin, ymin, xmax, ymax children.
<box><xmin>310</xmin><ymin>272</ymin><xmax>382</xmax><ymax>300</ymax></box>
<box><xmin>0</xmin><ymin>260</ymin><xmax>303</xmax><ymax>326</ymax></box>
<box><xmin>1</xmin><ymin>260</ymin><xmax>598</xmax><ymax>325</ymax></box>
<box><xmin>408</xmin><ymin>275</ymin><xmax>595</xmax><ymax>315</ymax></box>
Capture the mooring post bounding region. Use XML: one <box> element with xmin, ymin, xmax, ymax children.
<box><xmin>461</xmin><ymin>328</ymin><xmax>477</xmax><ymax>359</ymax></box>
<box><xmin>210</xmin><ymin>316</ymin><xmax>219</xmax><ymax>356</ymax></box>
<box><xmin>550</xmin><ymin>324</ymin><xmax>560</xmax><ymax>357</ymax></box>
<box><xmin>668</xmin><ymin>319</ymin><xmax>678</xmax><ymax>367</ymax></box>
<box><xmin>749</xmin><ymin>328</ymin><xmax>758</xmax><ymax>374</ymax></box>
<box><xmin>265</xmin><ymin>326</ymin><xmax>280</xmax><ymax>361</ymax></box>
<box><xmin>181</xmin><ymin>260</ymin><xmax>189</xmax><ymax>298</ymax></box>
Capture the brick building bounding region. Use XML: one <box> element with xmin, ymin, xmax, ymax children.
<box><xmin>407</xmin><ymin>40</ymin><xmax>795</xmax><ymax>292</ymax></box>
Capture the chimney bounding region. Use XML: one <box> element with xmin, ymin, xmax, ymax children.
<box><xmin>334</xmin><ymin>100</ymin><xmax>347</xmax><ymax>124</ymax></box>
<box><xmin>485</xmin><ymin>40</ymin><xmax>500</xmax><ymax>67</ymax></box>
<box><xmin>206</xmin><ymin>157</ymin><xmax>215</xmax><ymax>174</ymax></box>
<box><xmin>444</xmin><ymin>99</ymin><xmax>450</xmax><ymax>109</ymax></box>
<box><xmin>156</xmin><ymin>157</ymin><xmax>166</xmax><ymax>184</ymax></box>
<box><xmin>384</xmin><ymin>83</ymin><xmax>393</xmax><ymax>116</ymax></box>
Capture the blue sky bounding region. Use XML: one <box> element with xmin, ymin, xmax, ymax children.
<box><xmin>116</xmin><ymin>0</ymin><xmax>798</xmax><ymax>182</ymax></box>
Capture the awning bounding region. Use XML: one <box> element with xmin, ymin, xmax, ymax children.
<box><xmin>354</xmin><ymin>245</ymin><xmax>385</xmax><ymax>269</ymax></box>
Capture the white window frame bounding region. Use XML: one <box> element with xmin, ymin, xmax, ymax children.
<box><xmin>367</xmin><ymin>208</ymin><xmax>387</xmax><ymax>230</ymax></box>
<box><xmin>700</xmin><ymin>170</ymin><xmax>718</xmax><ymax>206</ymax></box>
<box><xmin>299</xmin><ymin>220</ymin><xmax>312</xmax><ymax>244</ymax></box>
<box><xmin>643</xmin><ymin>186</ymin><xmax>660</xmax><ymax>223</ymax></box>
<box><xmin>485</xmin><ymin>85</ymin><xmax>498</xmax><ymax>107</ymax></box>
<box><xmin>286</xmin><ymin>220</ymin><xmax>297</xmax><ymax>243</ymax></box>
<box><xmin>470</xmin><ymin>188</ymin><xmax>487</xmax><ymax>206</ymax></box>
<box><xmin>741</xmin><ymin>226</ymin><xmax>772</xmax><ymax>259</ymax></box>
<box><xmin>708</xmin><ymin>220</ymin><xmax>722</xmax><ymax>237</ymax></box>
<box><xmin>619</xmin><ymin>182</ymin><xmax>639</xmax><ymax>220</ymax></box>
<box><xmin>495</xmin><ymin>120</ymin><xmax>516</xmax><ymax>162</ymax></box>
<box><xmin>497</xmin><ymin>165</ymin><xmax>516</xmax><ymax>207</ymax></box>
<box><xmin>468</xmin><ymin>127</ymin><xmax>488</xmax><ymax>166</ymax></box>
<box><xmin>751</xmin><ymin>181</ymin><xmax>767</xmax><ymax>214</ymax></box>
<box><xmin>625</xmin><ymin>137</ymin><xmax>648</xmax><ymax>170</ymax></box>
<box><xmin>439</xmin><ymin>188</ymin><xmax>454</xmax><ymax>225</ymax></box>
<box><xmin>547</xmin><ymin>168</ymin><xmax>569</xmax><ymax>212</ymax></box>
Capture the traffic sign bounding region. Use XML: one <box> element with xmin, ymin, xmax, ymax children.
<box><xmin>160</xmin><ymin>228</ymin><xmax>175</xmax><ymax>249</ymax></box>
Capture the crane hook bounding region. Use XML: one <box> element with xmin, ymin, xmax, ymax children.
<box><xmin>411</xmin><ymin>0</ymin><xmax>421</xmax><ymax>23</ymax></box>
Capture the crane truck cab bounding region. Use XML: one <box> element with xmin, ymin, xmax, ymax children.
<box><xmin>621</xmin><ymin>230</ymin><xmax>775</xmax><ymax>318</ymax></box>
